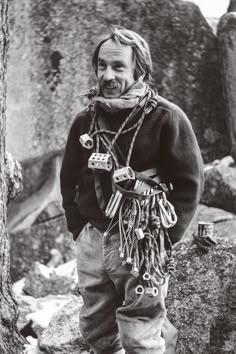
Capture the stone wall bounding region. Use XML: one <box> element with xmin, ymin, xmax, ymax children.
<box><xmin>6</xmin><ymin>0</ymin><xmax>229</xmax><ymax>163</ymax></box>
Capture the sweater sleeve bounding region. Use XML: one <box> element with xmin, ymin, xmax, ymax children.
<box><xmin>161</xmin><ymin>106</ymin><xmax>204</xmax><ymax>244</ymax></box>
<box><xmin>60</xmin><ymin>116</ymin><xmax>88</xmax><ymax>240</ymax></box>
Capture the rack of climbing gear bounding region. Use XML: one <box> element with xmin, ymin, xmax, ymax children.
<box><xmin>115</xmin><ymin>176</ymin><xmax>177</xmax><ymax>297</ymax></box>
<box><xmin>79</xmin><ymin>86</ymin><xmax>178</xmax><ymax>296</ymax></box>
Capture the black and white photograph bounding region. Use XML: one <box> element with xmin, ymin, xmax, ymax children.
<box><xmin>0</xmin><ymin>0</ymin><xmax>235</xmax><ymax>353</ymax></box>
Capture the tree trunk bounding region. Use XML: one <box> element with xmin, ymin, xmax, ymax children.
<box><xmin>0</xmin><ymin>0</ymin><xmax>25</xmax><ymax>352</ymax></box>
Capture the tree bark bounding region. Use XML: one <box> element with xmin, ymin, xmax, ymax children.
<box><xmin>0</xmin><ymin>0</ymin><xmax>25</xmax><ymax>352</ymax></box>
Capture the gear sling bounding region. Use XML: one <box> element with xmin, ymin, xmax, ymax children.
<box><xmin>77</xmin><ymin>88</ymin><xmax>178</xmax><ymax>297</ymax></box>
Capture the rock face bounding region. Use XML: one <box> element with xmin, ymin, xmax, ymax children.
<box><xmin>166</xmin><ymin>240</ymin><xmax>236</xmax><ymax>354</ymax></box>
<box><xmin>217</xmin><ymin>13</ymin><xmax>236</xmax><ymax>161</ymax></box>
<box><xmin>9</xmin><ymin>214</ymin><xmax>76</xmax><ymax>282</ymax></box>
<box><xmin>6</xmin><ymin>0</ymin><xmax>228</xmax><ymax>163</ymax></box>
<box><xmin>201</xmin><ymin>156</ymin><xmax>236</xmax><ymax>214</ymax></box>
<box><xmin>183</xmin><ymin>204</ymin><xmax>236</xmax><ymax>242</ymax></box>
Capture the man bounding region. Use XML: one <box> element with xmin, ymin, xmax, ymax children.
<box><xmin>60</xmin><ymin>27</ymin><xmax>204</xmax><ymax>354</ymax></box>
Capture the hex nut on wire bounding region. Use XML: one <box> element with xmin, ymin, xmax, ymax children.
<box><xmin>143</xmin><ymin>272</ymin><xmax>151</xmax><ymax>281</ymax></box>
<box><xmin>88</xmin><ymin>153</ymin><xmax>112</xmax><ymax>171</ymax></box>
<box><xmin>113</xmin><ymin>166</ymin><xmax>135</xmax><ymax>183</ymax></box>
<box><xmin>135</xmin><ymin>285</ymin><xmax>144</xmax><ymax>295</ymax></box>
<box><xmin>79</xmin><ymin>134</ymin><xmax>94</xmax><ymax>149</ymax></box>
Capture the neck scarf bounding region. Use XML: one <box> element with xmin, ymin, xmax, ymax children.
<box><xmin>91</xmin><ymin>81</ymin><xmax>149</xmax><ymax>112</ymax></box>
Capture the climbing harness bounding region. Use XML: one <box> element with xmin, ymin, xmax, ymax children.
<box><xmin>79</xmin><ymin>86</ymin><xmax>178</xmax><ymax>296</ymax></box>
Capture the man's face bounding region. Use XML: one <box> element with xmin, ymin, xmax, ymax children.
<box><xmin>97</xmin><ymin>39</ymin><xmax>136</xmax><ymax>98</ymax></box>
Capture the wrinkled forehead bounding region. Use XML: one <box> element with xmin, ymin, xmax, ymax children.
<box><xmin>98</xmin><ymin>39</ymin><xmax>134</xmax><ymax>63</ymax></box>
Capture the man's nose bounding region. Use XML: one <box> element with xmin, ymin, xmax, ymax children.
<box><xmin>103</xmin><ymin>67</ymin><xmax>115</xmax><ymax>81</ymax></box>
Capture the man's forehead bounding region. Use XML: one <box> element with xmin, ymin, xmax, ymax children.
<box><xmin>98</xmin><ymin>39</ymin><xmax>133</xmax><ymax>61</ymax></box>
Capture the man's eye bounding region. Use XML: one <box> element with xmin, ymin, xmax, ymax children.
<box><xmin>98</xmin><ymin>63</ymin><xmax>106</xmax><ymax>70</ymax></box>
<box><xmin>114</xmin><ymin>64</ymin><xmax>124</xmax><ymax>71</ymax></box>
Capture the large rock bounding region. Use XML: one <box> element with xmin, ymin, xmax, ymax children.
<box><xmin>7</xmin><ymin>0</ymin><xmax>228</xmax><ymax>163</ymax></box>
<box><xmin>166</xmin><ymin>240</ymin><xmax>236</xmax><ymax>354</ymax></box>
<box><xmin>183</xmin><ymin>204</ymin><xmax>236</xmax><ymax>242</ymax></box>
<box><xmin>38</xmin><ymin>298</ymin><xmax>89</xmax><ymax>354</ymax></box>
<box><xmin>217</xmin><ymin>13</ymin><xmax>236</xmax><ymax>161</ymax></box>
<box><xmin>9</xmin><ymin>214</ymin><xmax>76</xmax><ymax>282</ymax></box>
<box><xmin>201</xmin><ymin>156</ymin><xmax>236</xmax><ymax>214</ymax></box>
<box><xmin>23</xmin><ymin>260</ymin><xmax>78</xmax><ymax>298</ymax></box>
<box><xmin>15</xmin><ymin>294</ymin><xmax>78</xmax><ymax>338</ymax></box>
<box><xmin>27</xmin><ymin>295</ymin><xmax>79</xmax><ymax>337</ymax></box>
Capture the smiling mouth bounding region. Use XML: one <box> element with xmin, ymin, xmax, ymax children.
<box><xmin>104</xmin><ymin>86</ymin><xmax>117</xmax><ymax>90</ymax></box>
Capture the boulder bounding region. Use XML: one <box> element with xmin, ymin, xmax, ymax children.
<box><xmin>201</xmin><ymin>156</ymin><xmax>236</xmax><ymax>214</ymax></box>
<box><xmin>7</xmin><ymin>0</ymin><xmax>228</xmax><ymax>163</ymax></box>
<box><xmin>166</xmin><ymin>240</ymin><xmax>236</xmax><ymax>354</ymax></box>
<box><xmin>15</xmin><ymin>294</ymin><xmax>79</xmax><ymax>338</ymax></box>
<box><xmin>9</xmin><ymin>214</ymin><xmax>76</xmax><ymax>282</ymax></box>
<box><xmin>38</xmin><ymin>298</ymin><xmax>89</xmax><ymax>354</ymax></box>
<box><xmin>183</xmin><ymin>204</ymin><xmax>236</xmax><ymax>242</ymax></box>
<box><xmin>27</xmin><ymin>294</ymin><xmax>79</xmax><ymax>337</ymax></box>
<box><xmin>23</xmin><ymin>260</ymin><xmax>77</xmax><ymax>298</ymax></box>
<box><xmin>217</xmin><ymin>13</ymin><xmax>236</xmax><ymax>161</ymax></box>
<box><xmin>14</xmin><ymin>292</ymin><xmax>78</xmax><ymax>339</ymax></box>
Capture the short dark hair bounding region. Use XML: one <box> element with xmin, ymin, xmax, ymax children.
<box><xmin>92</xmin><ymin>26</ymin><xmax>153</xmax><ymax>83</ymax></box>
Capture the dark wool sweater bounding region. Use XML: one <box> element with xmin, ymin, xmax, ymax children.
<box><xmin>60</xmin><ymin>95</ymin><xmax>204</xmax><ymax>244</ymax></box>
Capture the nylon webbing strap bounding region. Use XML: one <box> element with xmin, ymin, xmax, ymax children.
<box><xmin>94</xmin><ymin>166</ymin><xmax>162</xmax><ymax>213</ymax></box>
<box><xmin>114</xmin><ymin>182</ymin><xmax>162</xmax><ymax>201</ymax></box>
<box><xmin>135</xmin><ymin>169</ymin><xmax>161</xmax><ymax>184</ymax></box>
